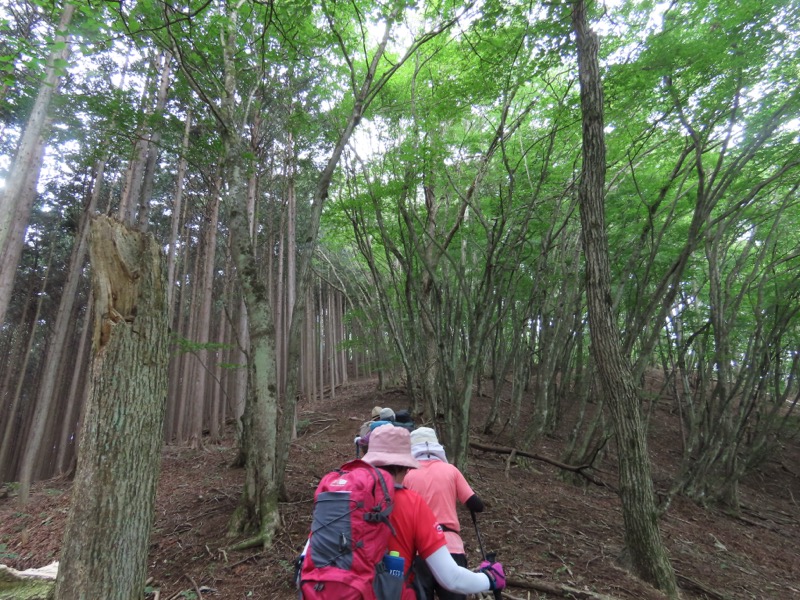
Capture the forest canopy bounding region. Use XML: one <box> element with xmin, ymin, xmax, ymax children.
<box><xmin>0</xmin><ymin>1</ymin><xmax>799</xmax><ymax>595</ymax></box>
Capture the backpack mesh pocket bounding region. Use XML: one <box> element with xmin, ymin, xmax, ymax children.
<box><xmin>310</xmin><ymin>491</ymin><xmax>353</xmax><ymax>569</ymax></box>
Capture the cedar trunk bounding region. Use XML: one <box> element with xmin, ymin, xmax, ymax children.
<box><xmin>0</xmin><ymin>3</ymin><xmax>75</xmax><ymax>328</ymax></box>
<box><xmin>572</xmin><ymin>1</ymin><xmax>678</xmax><ymax>596</ymax></box>
<box><xmin>54</xmin><ymin>216</ymin><xmax>169</xmax><ymax>600</ymax></box>
<box><xmin>17</xmin><ymin>157</ymin><xmax>102</xmax><ymax>494</ymax></box>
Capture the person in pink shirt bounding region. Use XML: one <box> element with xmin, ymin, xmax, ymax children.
<box><xmin>403</xmin><ymin>427</ymin><xmax>485</xmax><ymax>600</ymax></box>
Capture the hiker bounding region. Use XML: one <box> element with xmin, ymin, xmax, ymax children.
<box><xmin>299</xmin><ymin>425</ymin><xmax>505</xmax><ymax>599</ymax></box>
<box><xmin>355</xmin><ymin>407</ymin><xmax>398</xmax><ymax>456</ymax></box>
<box><xmin>359</xmin><ymin>406</ymin><xmax>385</xmax><ymax>438</ymax></box>
<box><xmin>403</xmin><ymin>427</ymin><xmax>485</xmax><ymax>600</ymax></box>
<box><xmin>354</xmin><ymin>406</ymin><xmax>384</xmax><ymax>457</ymax></box>
<box><xmin>362</xmin><ymin>424</ymin><xmax>505</xmax><ymax>598</ymax></box>
<box><xmin>378</xmin><ymin>407</ymin><xmax>396</xmax><ymax>423</ymax></box>
<box><xmin>392</xmin><ymin>409</ymin><xmax>415</xmax><ymax>431</ymax></box>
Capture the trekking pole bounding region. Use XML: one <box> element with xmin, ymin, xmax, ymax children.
<box><xmin>471</xmin><ymin>511</ymin><xmax>502</xmax><ymax>600</ymax></box>
<box><xmin>471</xmin><ymin>510</ymin><xmax>487</xmax><ymax>559</ymax></box>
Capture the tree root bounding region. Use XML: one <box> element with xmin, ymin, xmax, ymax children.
<box><xmin>227</xmin><ymin>536</ymin><xmax>266</xmax><ymax>551</ymax></box>
<box><xmin>504</xmin><ymin>576</ymin><xmax>622</xmax><ymax>599</ymax></box>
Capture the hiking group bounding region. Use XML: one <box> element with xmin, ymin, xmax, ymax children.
<box><xmin>297</xmin><ymin>405</ymin><xmax>506</xmax><ymax>600</ymax></box>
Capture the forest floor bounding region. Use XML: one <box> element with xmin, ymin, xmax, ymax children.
<box><xmin>1</xmin><ymin>377</ymin><xmax>800</xmax><ymax>599</ymax></box>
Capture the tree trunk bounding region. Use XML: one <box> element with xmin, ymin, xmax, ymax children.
<box><xmin>189</xmin><ymin>180</ymin><xmax>221</xmax><ymax>448</ymax></box>
<box><xmin>226</xmin><ymin>161</ymin><xmax>281</xmax><ymax>544</ymax></box>
<box><xmin>137</xmin><ymin>52</ymin><xmax>172</xmax><ymax>232</ymax></box>
<box><xmin>0</xmin><ymin>244</ymin><xmax>53</xmax><ymax>482</ymax></box>
<box><xmin>55</xmin><ymin>294</ymin><xmax>92</xmax><ymax>475</ymax></box>
<box><xmin>166</xmin><ymin>109</ymin><xmax>191</xmax><ymax>321</ymax></box>
<box><xmin>117</xmin><ymin>50</ymin><xmax>163</xmax><ymax>227</ymax></box>
<box><xmin>571</xmin><ymin>1</ymin><xmax>677</xmax><ymax>596</ymax></box>
<box><xmin>54</xmin><ymin>215</ymin><xmax>169</xmax><ymax>600</ymax></box>
<box><xmin>17</xmin><ymin>156</ymin><xmax>102</xmax><ymax>498</ymax></box>
<box><xmin>210</xmin><ymin>303</ymin><xmax>226</xmax><ymax>441</ymax></box>
<box><xmin>275</xmin><ymin>213</ymin><xmax>286</xmax><ymax>397</ymax></box>
<box><xmin>173</xmin><ymin>232</ymin><xmax>199</xmax><ymax>443</ymax></box>
<box><xmin>0</xmin><ymin>3</ymin><xmax>75</xmax><ymax>328</ymax></box>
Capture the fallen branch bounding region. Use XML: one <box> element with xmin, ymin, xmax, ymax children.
<box><xmin>0</xmin><ymin>563</ymin><xmax>57</xmax><ymax>600</ymax></box>
<box><xmin>470</xmin><ymin>442</ymin><xmax>612</xmax><ymax>489</ymax></box>
<box><xmin>188</xmin><ymin>505</ymin><xmax>229</xmax><ymax>522</ymax></box>
<box><xmin>185</xmin><ymin>574</ymin><xmax>203</xmax><ymax>599</ymax></box>
<box><xmin>779</xmin><ymin>460</ymin><xmax>799</xmax><ymax>479</ymax></box>
<box><xmin>223</xmin><ymin>552</ymin><xmax>264</xmax><ymax>570</ymax></box>
<box><xmin>306</xmin><ymin>424</ymin><xmax>333</xmax><ymax>438</ymax></box>
<box><xmin>505</xmin><ymin>577</ymin><xmax>622</xmax><ymax>600</ymax></box>
<box><xmin>165</xmin><ymin>585</ymin><xmax>188</xmax><ymax>600</ymax></box>
<box><xmin>740</xmin><ymin>503</ymin><xmax>798</xmax><ymax>526</ymax></box>
<box><xmin>733</xmin><ymin>513</ymin><xmax>791</xmax><ymax>537</ymax></box>
<box><xmin>675</xmin><ymin>572</ymin><xmax>728</xmax><ymax>600</ymax></box>
<box><xmin>499</xmin><ymin>592</ymin><xmax>528</xmax><ymax>600</ymax></box>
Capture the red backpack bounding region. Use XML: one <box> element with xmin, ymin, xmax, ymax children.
<box><xmin>299</xmin><ymin>459</ymin><xmax>404</xmax><ymax>600</ymax></box>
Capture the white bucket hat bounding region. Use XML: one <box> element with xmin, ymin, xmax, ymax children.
<box><xmin>410</xmin><ymin>427</ymin><xmax>448</xmax><ymax>463</ymax></box>
<box><xmin>410</xmin><ymin>427</ymin><xmax>438</xmax><ymax>446</ymax></box>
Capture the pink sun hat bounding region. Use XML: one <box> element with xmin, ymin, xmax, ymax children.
<box><xmin>362</xmin><ymin>424</ymin><xmax>420</xmax><ymax>469</ymax></box>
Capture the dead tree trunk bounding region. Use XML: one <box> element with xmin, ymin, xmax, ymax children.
<box><xmin>54</xmin><ymin>215</ymin><xmax>169</xmax><ymax>600</ymax></box>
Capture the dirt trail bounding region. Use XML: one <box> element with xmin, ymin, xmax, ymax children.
<box><xmin>1</xmin><ymin>377</ymin><xmax>799</xmax><ymax>599</ymax></box>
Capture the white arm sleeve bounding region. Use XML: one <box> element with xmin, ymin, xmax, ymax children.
<box><xmin>424</xmin><ymin>546</ymin><xmax>491</xmax><ymax>594</ymax></box>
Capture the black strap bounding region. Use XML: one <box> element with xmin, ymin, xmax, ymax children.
<box><xmin>363</xmin><ymin>463</ymin><xmax>396</xmax><ymax>536</ymax></box>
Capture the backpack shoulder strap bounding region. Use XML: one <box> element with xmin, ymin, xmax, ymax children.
<box><xmin>339</xmin><ymin>459</ymin><xmax>396</xmax><ymax>532</ymax></box>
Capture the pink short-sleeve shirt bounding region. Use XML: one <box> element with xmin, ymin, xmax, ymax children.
<box><xmin>403</xmin><ymin>460</ymin><xmax>476</xmax><ymax>554</ymax></box>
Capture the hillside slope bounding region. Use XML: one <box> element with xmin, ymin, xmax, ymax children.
<box><xmin>1</xmin><ymin>378</ymin><xmax>799</xmax><ymax>599</ymax></box>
